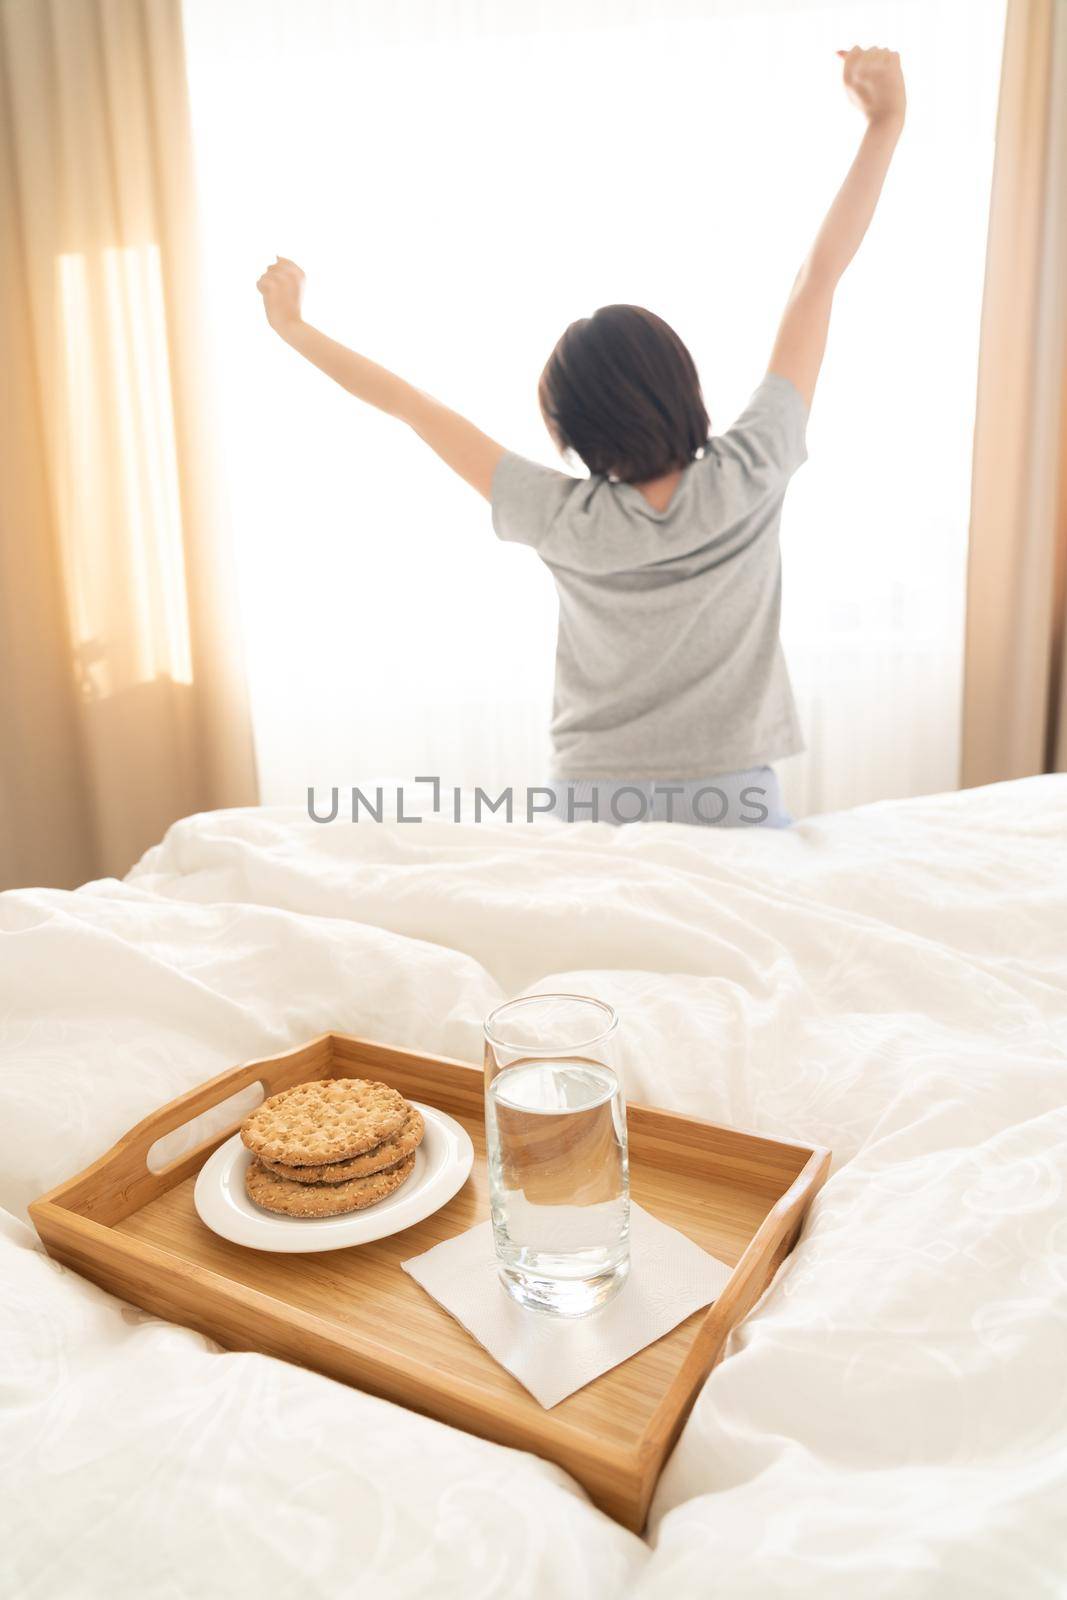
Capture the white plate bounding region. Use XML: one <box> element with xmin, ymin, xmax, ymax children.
<box><xmin>194</xmin><ymin>1101</ymin><xmax>474</xmax><ymax>1252</ymax></box>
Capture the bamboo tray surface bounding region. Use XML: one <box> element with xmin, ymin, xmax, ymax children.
<box><xmin>30</xmin><ymin>1033</ymin><xmax>830</xmax><ymax>1531</ymax></box>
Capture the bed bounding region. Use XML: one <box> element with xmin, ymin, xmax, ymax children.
<box><xmin>2</xmin><ymin>777</ymin><xmax>1065</xmax><ymax>1598</ymax></box>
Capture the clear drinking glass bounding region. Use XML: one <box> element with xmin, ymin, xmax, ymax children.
<box><xmin>484</xmin><ymin>994</ymin><xmax>630</xmax><ymax>1316</ymax></box>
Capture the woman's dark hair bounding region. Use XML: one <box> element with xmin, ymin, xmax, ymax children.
<box><xmin>538</xmin><ymin>305</ymin><xmax>710</xmax><ymax>484</ymax></box>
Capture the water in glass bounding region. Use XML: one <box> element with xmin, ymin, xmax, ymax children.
<box><xmin>485</xmin><ymin>1018</ymin><xmax>630</xmax><ymax>1316</ymax></box>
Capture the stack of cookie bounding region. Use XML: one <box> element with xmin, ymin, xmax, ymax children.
<box><xmin>240</xmin><ymin>1077</ymin><xmax>424</xmax><ymax>1218</ymax></box>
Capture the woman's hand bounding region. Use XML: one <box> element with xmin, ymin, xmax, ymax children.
<box><xmin>256</xmin><ymin>256</ymin><xmax>306</xmax><ymax>334</ymax></box>
<box><xmin>837</xmin><ymin>46</ymin><xmax>906</xmax><ymax>128</ymax></box>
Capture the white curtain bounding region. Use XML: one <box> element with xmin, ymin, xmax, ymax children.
<box><xmin>182</xmin><ymin>0</ymin><xmax>1004</xmax><ymax>814</ymax></box>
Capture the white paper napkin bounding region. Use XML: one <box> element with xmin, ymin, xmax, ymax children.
<box><xmin>401</xmin><ymin>1204</ymin><xmax>733</xmax><ymax>1408</ymax></box>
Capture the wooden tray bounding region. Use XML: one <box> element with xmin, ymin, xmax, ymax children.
<box><xmin>30</xmin><ymin>1032</ymin><xmax>829</xmax><ymax>1531</ymax></box>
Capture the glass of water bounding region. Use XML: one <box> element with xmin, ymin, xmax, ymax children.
<box><xmin>484</xmin><ymin>994</ymin><xmax>630</xmax><ymax>1316</ymax></box>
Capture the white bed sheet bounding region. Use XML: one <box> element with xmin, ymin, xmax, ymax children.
<box><xmin>2</xmin><ymin>776</ymin><xmax>1065</xmax><ymax>1597</ymax></box>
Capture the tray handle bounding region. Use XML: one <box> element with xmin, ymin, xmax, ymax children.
<box><xmin>39</xmin><ymin>1034</ymin><xmax>335</xmax><ymax>1224</ymax></box>
<box><xmin>135</xmin><ymin>1034</ymin><xmax>334</xmax><ymax>1160</ymax></box>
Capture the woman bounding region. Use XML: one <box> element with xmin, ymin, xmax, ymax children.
<box><xmin>257</xmin><ymin>47</ymin><xmax>905</xmax><ymax>828</ymax></box>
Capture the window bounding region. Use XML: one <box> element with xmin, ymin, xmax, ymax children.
<box><xmin>183</xmin><ymin>0</ymin><xmax>1005</xmax><ymax>811</ymax></box>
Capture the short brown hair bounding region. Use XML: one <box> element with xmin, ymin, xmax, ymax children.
<box><xmin>538</xmin><ymin>305</ymin><xmax>710</xmax><ymax>484</ymax></box>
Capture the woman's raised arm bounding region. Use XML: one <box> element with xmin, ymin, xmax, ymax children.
<box><xmin>257</xmin><ymin>258</ymin><xmax>506</xmax><ymax>500</ymax></box>
<box><xmin>768</xmin><ymin>47</ymin><xmax>905</xmax><ymax>409</ymax></box>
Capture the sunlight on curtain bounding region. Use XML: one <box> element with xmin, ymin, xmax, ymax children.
<box><xmin>56</xmin><ymin>244</ymin><xmax>193</xmax><ymax>694</ymax></box>
<box><xmin>182</xmin><ymin>0</ymin><xmax>1004</xmax><ymax>812</ymax></box>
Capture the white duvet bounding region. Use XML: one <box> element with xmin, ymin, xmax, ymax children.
<box><xmin>2</xmin><ymin>778</ymin><xmax>1066</xmax><ymax>1599</ymax></box>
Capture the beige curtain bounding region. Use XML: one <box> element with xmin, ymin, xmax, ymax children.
<box><xmin>0</xmin><ymin>0</ymin><xmax>257</xmax><ymax>890</ymax></box>
<box><xmin>961</xmin><ymin>0</ymin><xmax>1067</xmax><ymax>787</ymax></box>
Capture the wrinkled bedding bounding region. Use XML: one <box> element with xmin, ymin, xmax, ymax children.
<box><xmin>2</xmin><ymin>777</ymin><xmax>1065</xmax><ymax>1598</ymax></box>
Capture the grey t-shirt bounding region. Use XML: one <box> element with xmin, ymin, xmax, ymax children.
<box><xmin>491</xmin><ymin>370</ymin><xmax>808</xmax><ymax>780</ymax></box>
